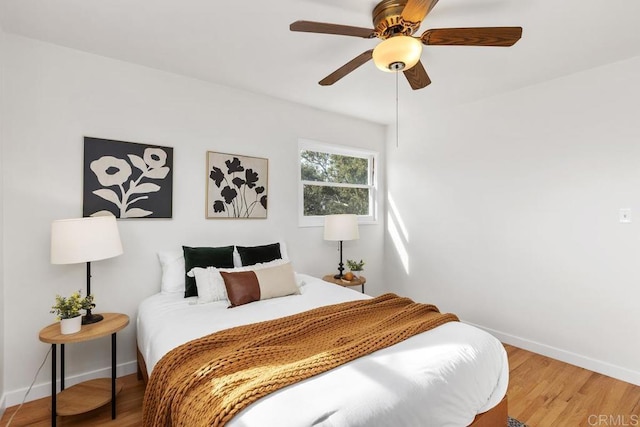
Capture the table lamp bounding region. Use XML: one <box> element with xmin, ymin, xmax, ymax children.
<box><xmin>51</xmin><ymin>215</ymin><xmax>123</xmax><ymax>324</ymax></box>
<box><xmin>324</xmin><ymin>214</ymin><xmax>359</xmax><ymax>279</ymax></box>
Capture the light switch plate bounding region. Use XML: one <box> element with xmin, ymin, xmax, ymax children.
<box><xmin>619</xmin><ymin>208</ymin><xmax>631</xmax><ymax>223</ymax></box>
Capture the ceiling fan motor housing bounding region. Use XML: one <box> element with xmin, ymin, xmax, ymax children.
<box><xmin>373</xmin><ymin>0</ymin><xmax>419</xmax><ymax>39</ymax></box>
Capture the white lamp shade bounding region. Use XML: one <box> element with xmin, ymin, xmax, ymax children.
<box><xmin>372</xmin><ymin>36</ymin><xmax>423</xmax><ymax>72</ymax></box>
<box><xmin>51</xmin><ymin>216</ymin><xmax>123</xmax><ymax>264</ymax></box>
<box><xmin>324</xmin><ymin>214</ymin><xmax>359</xmax><ymax>241</ymax></box>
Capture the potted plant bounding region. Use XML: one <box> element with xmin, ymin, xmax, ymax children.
<box><xmin>346</xmin><ymin>259</ymin><xmax>365</xmax><ymax>278</ymax></box>
<box><xmin>50</xmin><ymin>291</ymin><xmax>94</xmax><ymax>334</ymax></box>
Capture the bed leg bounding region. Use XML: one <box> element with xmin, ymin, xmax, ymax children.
<box><xmin>137</xmin><ymin>347</ymin><xmax>149</xmax><ymax>384</ymax></box>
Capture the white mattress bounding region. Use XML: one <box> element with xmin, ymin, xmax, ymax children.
<box><xmin>137</xmin><ymin>274</ymin><xmax>508</xmax><ymax>427</ymax></box>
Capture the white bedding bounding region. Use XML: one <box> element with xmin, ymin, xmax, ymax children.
<box><xmin>137</xmin><ymin>274</ymin><xmax>509</xmax><ymax>427</ymax></box>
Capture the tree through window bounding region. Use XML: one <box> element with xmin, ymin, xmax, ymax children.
<box><xmin>298</xmin><ymin>140</ymin><xmax>377</xmax><ymax>226</ymax></box>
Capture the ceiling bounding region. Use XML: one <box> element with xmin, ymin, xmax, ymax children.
<box><xmin>1</xmin><ymin>0</ymin><xmax>639</xmax><ymax>124</ymax></box>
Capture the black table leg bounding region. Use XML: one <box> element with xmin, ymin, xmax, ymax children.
<box><xmin>60</xmin><ymin>344</ymin><xmax>65</xmax><ymax>391</ymax></box>
<box><xmin>111</xmin><ymin>332</ymin><xmax>116</xmax><ymax>419</ymax></box>
<box><xmin>51</xmin><ymin>343</ymin><xmax>56</xmax><ymax>427</ymax></box>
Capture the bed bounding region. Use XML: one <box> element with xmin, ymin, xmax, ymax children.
<box><xmin>137</xmin><ymin>245</ymin><xmax>509</xmax><ymax>427</ymax></box>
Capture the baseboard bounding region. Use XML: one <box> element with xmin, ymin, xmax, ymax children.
<box><xmin>3</xmin><ymin>359</ymin><xmax>138</xmax><ymax>408</ymax></box>
<box><xmin>466</xmin><ymin>321</ymin><xmax>640</xmax><ymax>387</ymax></box>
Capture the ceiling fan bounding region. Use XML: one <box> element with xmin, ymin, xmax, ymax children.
<box><xmin>290</xmin><ymin>0</ymin><xmax>522</xmax><ymax>90</ymax></box>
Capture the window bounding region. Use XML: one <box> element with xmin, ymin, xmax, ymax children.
<box><xmin>298</xmin><ymin>139</ymin><xmax>377</xmax><ymax>226</ymax></box>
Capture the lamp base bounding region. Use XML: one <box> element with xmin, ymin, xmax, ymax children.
<box><xmin>82</xmin><ymin>313</ymin><xmax>104</xmax><ymax>325</ymax></box>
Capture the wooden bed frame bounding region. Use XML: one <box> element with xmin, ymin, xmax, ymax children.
<box><xmin>137</xmin><ymin>348</ymin><xmax>508</xmax><ymax>426</ymax></box>
<box><xmin>470</xmin><ymin>395</ymin><xmax>508</xmax><ymax>427</ymax></box>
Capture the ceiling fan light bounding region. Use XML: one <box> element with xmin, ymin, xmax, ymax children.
<box><xmin>372</xmin><ymin>36</ymin><xmax>423</xmax><ymax>73</ymax></box>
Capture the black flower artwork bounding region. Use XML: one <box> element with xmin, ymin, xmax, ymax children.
<box><xmin>206</xmin><ymin>152</ymin><xmax>268</xmax><ymax>219</ymax></box>
<box><xmin>221</xmin><ymin>186</ymin><xmax>238</xmax><ymax>204</ymax></box>
<box><xmin>232</xmin><ymin>177</ymin><xmax>246</xmax><ymax>188</ymax></box>
<box><xmin>213</xmin><ymin>200</ymin><xmax>225</xmax><ymax>213</ymax></box>
<box><xmin>209</xmin><ymin>166</ymin><xmax>225</xmax><ymax>187</ymax></box>
<box><xmin>226</xmin><ymin>158</ymin><xmax>244</xmax><ymax>173</ymax></box>
<box><xmin>245</xmin><ymin>169</ymin><xmax>259</xmax><ymax>188</ymax></box>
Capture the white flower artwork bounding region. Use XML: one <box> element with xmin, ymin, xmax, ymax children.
<box><xmin>83</xmin><ymin>137</ymin><xmax>173</xmax><ymax>218</ymax></box>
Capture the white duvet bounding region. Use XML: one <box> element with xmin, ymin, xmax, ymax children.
<box><xmin>137</xmin><ymin>274</ymin><xmax>508</xmax><ymax>427</ymax></box>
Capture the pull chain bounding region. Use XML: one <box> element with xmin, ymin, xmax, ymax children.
<box><xmin>395</xmin><ymin>70</ymin><xmax>399</xmax><ymax>148</ymax></box>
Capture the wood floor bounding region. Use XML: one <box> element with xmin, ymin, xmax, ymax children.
<box><xmin>506</xmin><ymin>345</ymin><xmax>640</xmax><ymax>426</ymax></box>
<box><xmin>2</xmin><ymin>344</ymin><xmax>639</xmax><ymax>426</ymax></box>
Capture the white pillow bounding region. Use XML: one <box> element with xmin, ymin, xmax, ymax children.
<box><xmin>187</xmin><ymin>267</ymin><xmax>228</xmax><ymax>304</ymax></box>
<box><xmin>253</xmin><ymin>262</ymin><xmax>300</xmax><ymax>300</ymax></box>
<box><xmin>295</xmin><ymin>273</ymin><xmax>307</xmax><ymax>287</ymax></box>
<box><xmin>157</xmin><ymin>250</ymin><xmax>185</xmax><ymax>294</ymax></box>
<box><xmin>221</xmin><ymin>258</ymin><xmax>289</xmax><ymax>273</ymax></box>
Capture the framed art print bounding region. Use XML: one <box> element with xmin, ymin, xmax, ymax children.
<box><xmin>83</xmin><ymin>137</ymin><xmax>173</xmax><ymax>218</ymax></box>
<box><xmin>206</xmin><ymin>151</ymin><xmax>268</xmax><ymax>219</ymax></box>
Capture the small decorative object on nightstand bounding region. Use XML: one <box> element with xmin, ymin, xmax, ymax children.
<box><xmin>39</xmin><ymin>313</ymin><xmax>129</xmax><ymax>426</ymax></box>
<box><xmin>50</xmin><ymin>291</ymin><xmax>94</xmax><ymax>334</ymax></box>
<box><xmin>346</xmin><ymin>259</ymin><xmax>365</xmax><ymax>278</ymax></box>
<box><xmin>323</xmin><ymin>274</ymin><xmax>367</xmax><ymax>294</ymax></box>
<box><xmin>59</xmin><ymin>316</ymin><xmax>81</xmax><ymax>335</ymax></box>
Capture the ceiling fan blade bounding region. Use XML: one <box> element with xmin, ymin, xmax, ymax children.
<box><xmin>403</xmin><ymin>60</ymin><xmax>431</xmax><ymax>90</ymax></box>
<box><xmin>319</xmin><ymin>50</ymin><xmax>374</xmax><ymax>86</ymax></box>
<box><xmin>290</xmin><ymin>20</ymin><xmax>376</xmax><ymax>38</ymax></box>
<box><xmin>421</xmin><ymin>27</ymin><xmax>523</xmax><ymax>46</ymax></box>
<box><xmin>401</xmin><ymin>0</ymin><xmax>440</xmax><ymax>23</ymax></box>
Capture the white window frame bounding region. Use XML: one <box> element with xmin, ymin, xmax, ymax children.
<box><xmin>298</xmin><ymin>138</ymin><xmax>378</xmax><ymax>227</ymax></box>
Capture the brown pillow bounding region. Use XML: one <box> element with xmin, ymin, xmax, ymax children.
<box><xmin>220</xmin><ymin>262</ymin><xmax>299</xmax><ymax>307</ymax></box>
<box><xmin>220</xmin><ymin>271</ymin><xmax>261</xmax><ymax>307</ymax></box>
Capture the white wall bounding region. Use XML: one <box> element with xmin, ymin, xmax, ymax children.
<box><xmin>0</xmin><ymin>23</ymin><xmax>6</xmax><ymax>415</ymax></box>
<box><xmin>1</xmin><ymin>34</ymin><xmax>385</xmax><ymax>405</ymax></box>
<box><xmin>385</xmin><ymin>56</ymin><xmax>640</xmax><ymax>385</ymax></box>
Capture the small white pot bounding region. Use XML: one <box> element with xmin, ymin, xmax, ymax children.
<box><xmin>60</xmin><ymin>315</ymin><xmax>82</xmax><ymax>334</ymax></box>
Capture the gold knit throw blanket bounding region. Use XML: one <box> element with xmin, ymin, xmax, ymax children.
<box><xmin>142</xmin><ymin>293</ymin><xmax>459</xmax><ymax>427</ymax></box>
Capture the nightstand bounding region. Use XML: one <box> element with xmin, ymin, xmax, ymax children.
<box><xmin>39</xmin><ymin>312</ymin><xmax>129</xmax><ymax>426</ymax></box>
<box><xmin>322</xmin><ymin>274</ymin><xmax>366</xmax><ymax>294</ymax></box>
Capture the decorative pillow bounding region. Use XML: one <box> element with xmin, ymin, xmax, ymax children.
<box><xmin>236</xmin><ymin>242</ymin><xmax>282</xmax><ymax>266</ymax></box>
<box><xmin>220</xmin><ymin>262</ymin><xmax>300</xmax><ymax>307</ymax></box>
<box><xmin>220</xmin><ymin>258</ymin><xmax>286</xmax><ymax>273</ymax></box>
<box><xmin>187</xmin><ymin>267</ymin><xmax>228</xmax><ymax>304</ymax></box>
<box><xmin>220</xmin><ymin>271</ymin><xmax>261</xmax><ymax>307</ymax></box>
<box><xmin>157</xmin><ymin>250</ymin><xmax>185</xmax><ymax>294</ymax></box>
<box><xmin>295</xmin><ymin>273</ymin><xmax>307</xmax><ymax>288</ymax></box>
<box><xmin>234</xmin><ymin>241</ymin><xmax>289</xmax><ymax>266</ymax></box>
<box><xmin>220</xmin><ymin>259</ymin><xmax>305</xmax><ymax>288</ymax></box>
<box><xmin>183</xmin><ymin>246</ymin><xmax>235</xmax><ymax>298</ymax></box>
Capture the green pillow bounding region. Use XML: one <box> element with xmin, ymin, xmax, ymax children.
<box><xmin>182</xmin><ymin>246</ymin><xmax>234</xmax><ymax>298</ymax></box>
<box><xmin>236</xmin><ymin>243</ymin><xmax>282</xmax><ymax>266</ymax></box>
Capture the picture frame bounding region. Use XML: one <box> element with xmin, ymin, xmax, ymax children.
<box><xmin>206</xmin><ymin>151</ymin><xmax>268</xmax><ymax>219</ymax></box>
<box><xmin>83</xmin><ymin>137</ymin><xmax>173</xmax><ymax>218</ymax></box>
